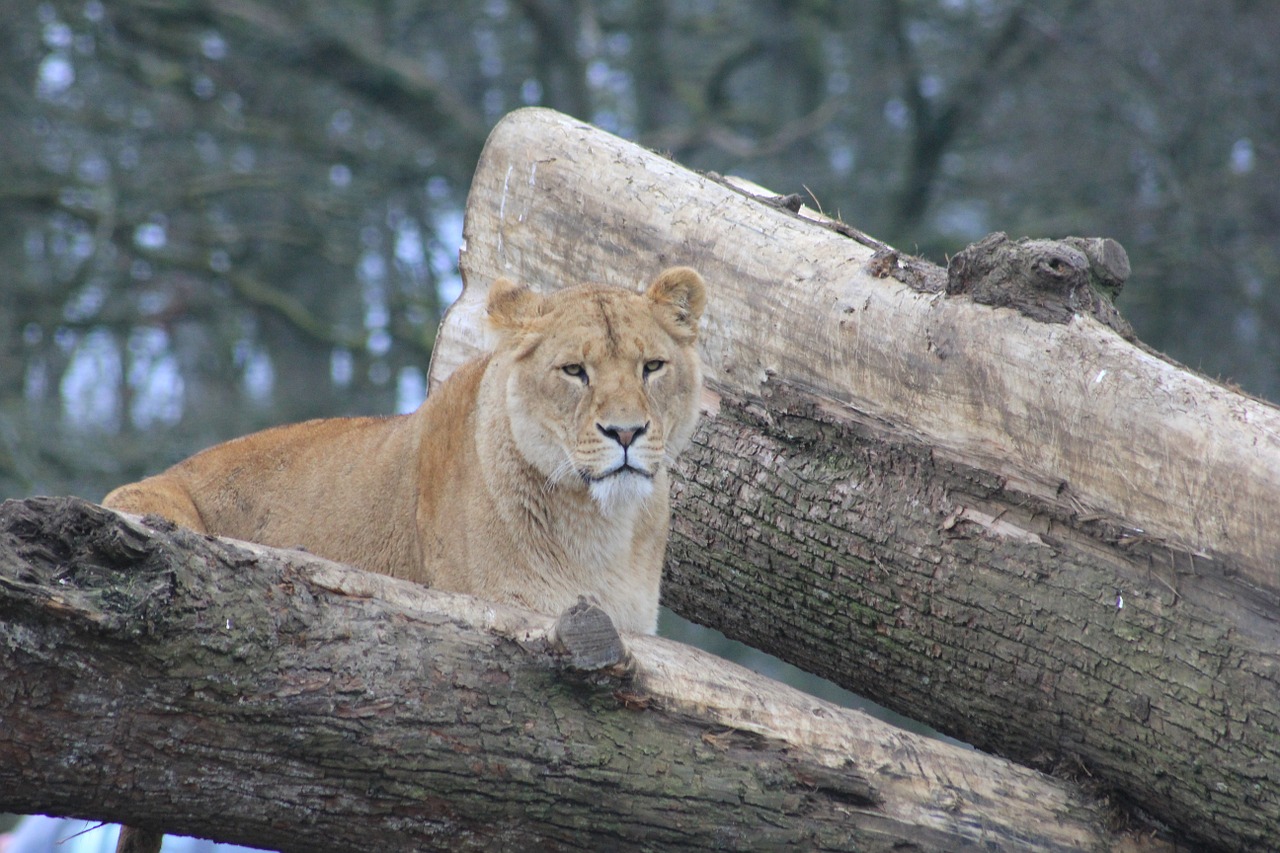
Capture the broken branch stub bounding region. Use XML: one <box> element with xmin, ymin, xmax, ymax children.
<box><xmin>946</xmin><ymin>231</ymin><xmax>1134</xmax><ymax>337</ymax></box>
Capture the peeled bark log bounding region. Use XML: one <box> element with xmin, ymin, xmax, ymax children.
<box><xmin>0</xmin><ymin>497</ymin><xmax>1146</xmax><ymax>852</ymax></box>
<box><xmin>441</xmin><ymin>107</ymin><xmax>1280</xmax><ymax>852</ymax></box>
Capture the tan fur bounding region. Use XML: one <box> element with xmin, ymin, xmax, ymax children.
<box><xmin>104</xmin><ymin>267</ymin><xmax>706</xmax><ymax>635</ymax></box>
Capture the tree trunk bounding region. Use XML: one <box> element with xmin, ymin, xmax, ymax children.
<box><xmin>442</xmin><ymin>107</ymin><xmax>1280</xmax><ymax>852</ymax></box>
<box><xmin>0</xmin><ymin>496</ymin><xmax>1150</xmax><ymax>852</ymax></box>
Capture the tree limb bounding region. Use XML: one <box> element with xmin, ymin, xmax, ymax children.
<box><xmin>0</xmin><ymin>497</ymin><xmax>1142</xmax><ymax>852</ymax></box>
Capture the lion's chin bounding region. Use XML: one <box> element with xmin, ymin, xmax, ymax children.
<box><xmin>587</xmin><ymin>470</ymin><xmax>655</xmax><ymax>515</ymax></box>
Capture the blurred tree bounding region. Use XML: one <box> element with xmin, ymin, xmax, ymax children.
<box><xmin>1</xmin><ymin>0</ymin><xmax>1277</xmax><ymax>499</ymax></box>
<box><xmin>1</xmin><ymin>0</ymin><xmax>490</xmax><ymax>497</ymax></box>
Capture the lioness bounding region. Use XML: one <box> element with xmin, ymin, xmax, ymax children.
<box><xmin>107</xmin><ymin>267</ymin><xmax>704</xmax><ymax>853</ymax></box>
<box><xmin>104</xmin><ymin>266</ymin><xmax>705</xmax><ymax>633</ymax></box>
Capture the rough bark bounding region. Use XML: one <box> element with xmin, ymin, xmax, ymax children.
<box><xmin>442</xmin><ymin>107</ymin><xmax>1280</xmax><ymax>852</ymax></box>
<box><xmin>0</xmin><ymin>496</ymin><xmax>1145</xmax><ymax>852</ymax></box>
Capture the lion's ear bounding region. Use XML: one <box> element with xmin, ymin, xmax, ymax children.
<box><xmin>646</xmin><ymin>267</ymin><xmax>706</xmax><ymax>342</ymax></box>
<box><xmin>486</xmin><ymin>277</ymin><xmax>543</xmax><ymax>331</ymax></box>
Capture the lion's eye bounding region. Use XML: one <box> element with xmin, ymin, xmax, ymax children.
<box><xmin>561</xmin><ymin>363</ymin><xmax>588</xmax><ymax>383</ymax></box>
<box><xmin>643</xmin><ymin>359</ymin><xmax>666</xmax><ymax>378</ymax></box>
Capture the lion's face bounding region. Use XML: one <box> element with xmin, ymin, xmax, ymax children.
<box><xmin>486</xmin><ymin>268</ymin><xmax>706</xmax><ymax>513</ymax></box>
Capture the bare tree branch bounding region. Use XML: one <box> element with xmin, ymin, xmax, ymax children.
<box><xmin>0</xmin><ymin>496</ymin><xmax>1145</xmax><ymax>852</ymax></box>
<box><xmin>882</xmin><ymin>0</ymin><xmax>1091</xmax><ymax>232</ymax></box>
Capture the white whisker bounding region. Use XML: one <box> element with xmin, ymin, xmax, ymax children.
<box><xmin>543</xmin><ymin>452</ymin><xmax>577</xmax><ymax>494</ymax></box>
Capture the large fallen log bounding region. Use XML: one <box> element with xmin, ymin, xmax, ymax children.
<box><xmin>0</xmin><ymin>496</ymin><xmax>1148</xmax><ymax>852</ymax></box>
<box><xmin>440</xmin><ymin>107</ymin><xmax>1280</xmax><ymax>851</ymax></box>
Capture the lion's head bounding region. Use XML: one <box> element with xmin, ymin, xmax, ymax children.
<box><xmin>484</xmin><ymin>267</ymin><xmax>706</xmax><ymax>514</ymax></box>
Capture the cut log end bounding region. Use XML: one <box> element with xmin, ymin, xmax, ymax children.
<box><xmin>549</xmin><ymin>596</ymin><xmax>629</xmax><ymax>671</ymax></box>
<box><xmin>1063</xmin><ymin>235</ymin><xmax>1131</xmax><ymax>296</ymax></box>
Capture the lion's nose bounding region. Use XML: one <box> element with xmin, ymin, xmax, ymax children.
<box><xmin>598</xmin><ymin>422</ymin><xmax>648</xmax><ymax>448</ymax></box>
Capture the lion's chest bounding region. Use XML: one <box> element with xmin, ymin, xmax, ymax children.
<box><xmin>505</xmin><ymin>501</ymin><xmax>662</xmax><ymax>634</ymax></box>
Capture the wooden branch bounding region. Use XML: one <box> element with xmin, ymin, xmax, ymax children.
<box><xmin>442</xmin><ymin>107</ymin><xmax>1280</xmax><ymax>851</ymax></box>
<box><xmin>0</xmin><ymin>497</ymin><xmax>1145</xmax><ymax>852</ymax></box>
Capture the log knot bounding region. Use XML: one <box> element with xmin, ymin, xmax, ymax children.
<box><xmin>946</xmin><ymin>232</ymin><xmax>1134</xmax><ymax>338</ymax></box>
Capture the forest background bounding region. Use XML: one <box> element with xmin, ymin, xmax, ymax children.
<box><xmin>1</xmin><ymin>0</ymin><xmax>1277</xmax><ymax>738</ymax></box>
